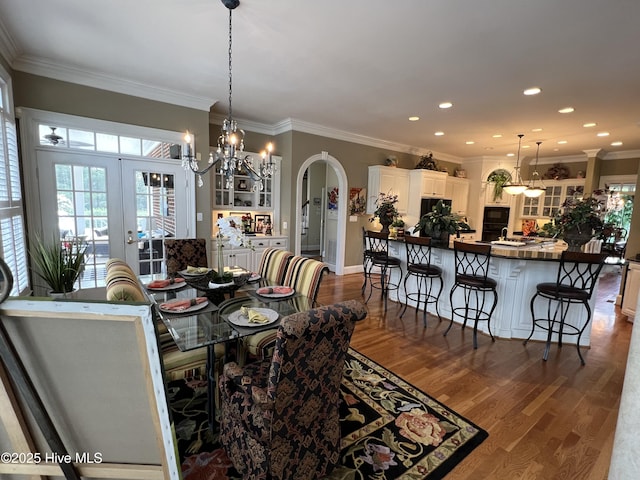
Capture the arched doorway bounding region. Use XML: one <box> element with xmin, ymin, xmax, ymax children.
<box><xmin>295</xmin><ymin>152</ymin><xmax>347</xmax><ymax>275</ymax></box>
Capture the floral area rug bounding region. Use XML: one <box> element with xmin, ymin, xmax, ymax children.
<box><xmin>168</xmin><ymin>348</ymin><xmax>488</xmax><ymax>480</ymax></box>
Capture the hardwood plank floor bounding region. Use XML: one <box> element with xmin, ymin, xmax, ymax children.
<box><xmin>316</xmin><ymin>265</ymin><xmax>632</xmax><ymax>479</ymax></box>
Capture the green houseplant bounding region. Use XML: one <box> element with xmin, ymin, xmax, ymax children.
<box><xmin>487</xmin><ymin>170</ymin><xmax>511</xmax><ymax>201</ymax></box>
<box><xmin>30</xmin><ymin>236</ymin><xmax>87</xmax><ymax>295</ymax></box>
<box><xmin>414</xmin><ymin>200</ymin><xmax>469</xmax><ymax>246</ymax></box>
<box><xmin>540</xmin><ymin>195</ymin><xmax>605</xmax><ymax>250</ymax></box>
<box><xmin>369</xmin><ymin>192</ymin><xmax>399</xmax><ymax>234</ymax></box>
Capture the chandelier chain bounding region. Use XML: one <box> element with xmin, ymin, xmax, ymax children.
<box><xmin>228</xmin><ymin>7</ymin><xmax>233</xmax><ymax>120</ymax></box>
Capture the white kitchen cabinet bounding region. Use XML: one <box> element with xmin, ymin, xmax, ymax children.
<box><xmin>445</xmin><ymin>176</ymin><xmax>469</xmax><ymax>214</ymax></box>
<box><xmin>409</xmin><ymin>169</ymin><xmax>447</xmax><ymax>199</ymax></box>
<box><xmin>622</xmin><ymin>261</ymin><xmax>640</xmax><ymax>322</ymax></box>
<box><xmin>367</xmin><ymin>166</ymin><xmax>410</xmax><ymax>215</ymax></box>
<box><xmin>519</xmin><ymin>179</ymin><xmax>585</xmax><ymax>218</ymax></box>
<box><xmin>484</xmin><ymin>184</ymin><xmax>513</xmax><ymax>206</ymax></box>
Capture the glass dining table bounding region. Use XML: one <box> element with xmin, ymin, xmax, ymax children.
<box><xmin>143</xmin><ymin>276</ymin><xmax>317</xmax><ymax>428</ymax></box>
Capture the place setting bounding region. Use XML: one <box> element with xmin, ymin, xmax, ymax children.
<box><xmin>254</xmin><ymin>285</ymin><xmax>295</xmax><ymax>299</ymax></box>
<box><xmin>158</xmin><ymin>296</ymin><xmax>210</xmax><ymax>315</ymax></box>
<box><xmin>178</xmin><ymin>266</ymin><xmax>212</xmax><ymax>278</ymax></box>
<box><xmin>226</xmin><ymin>305</ymin><xmax>279</xmax><ymax>328</ymax></box>
<box><xmin>145</xmin><ymin>277</ymin><xmax>187</xmax><ymax>291</ymax></box>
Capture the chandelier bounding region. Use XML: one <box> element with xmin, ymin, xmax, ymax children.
<box><xmin>503</xmin><ymin>134</ymin><xmax>528</xmax><ymax>195</ymax></box>
<box><xmin>523</xmin><ymin>141</ymin><xmax>546</xmax><ymax>198</ymax></box>
<box><xmin>182</xmin><ymin>0</ymin><xmax>275</xmax><ymax>189</ymax></box>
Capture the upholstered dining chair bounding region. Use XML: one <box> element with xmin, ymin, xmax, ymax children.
<box><xmin>219</xmin><ymin>300</ymin><xmax>367</xmax><ymax>480</ymax></box>
<box><xmin>243</xmin><ymin>256</ymin><xmax>329</xmax><ymax>362</ymax></box>
<box><xmin>164</xmin><ymin>238</ymin><xmax>208</xmax><ymax>276</ymax></box>
<box><xmin>258</xmin><ymin>247</ymin><xmax>294</xmax><ymax>283</ymax></box>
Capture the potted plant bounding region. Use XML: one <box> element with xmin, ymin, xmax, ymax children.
<box><xmin>30</xmin><ymin>236</ymin><xmax>87</xmax><ymax>297</ymax></box>
<box><xmin>487</xmin><ymin>170</ymin><xmax>511</xmax><ymax>201</ymax></box>
<box><xmin>369</xmin><ymin>192</ymin><xmax>399</xmax><ymax>234</ymax></box>
<box><xmin>414</xmin><ymin>200</ymin><xmax>469</xmax><ymax>246</ymax></box>
<box><xmin>390</xmin><ymin>218</ymin><xmax>405</xmax><ymax>238</ymax></box>
<box><xmin>540</xmin><ymin>195</ymin><xmax>605</xmax><ymax>250</ymax></box>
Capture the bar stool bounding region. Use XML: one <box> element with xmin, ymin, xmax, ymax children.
<box><xmin>399</xmin><ymin>236</ymin><xmax>443</xmax><ymax>326</ymax></box>
<box><xmin>445</xmin><ymin>241</ymin><xmax>497</xmax><ymax>349</ymax></box>
<box><xmin>524</xmin><ymin>251</ymin><xmax>607</xmax><ymax>365</ymax></box>
<box><xmin>361</xmin><ymin>227</ymin><xmax>382</xmax><ymax>295</ymax></box>
<box><xmin>364</xmin><ymin>230</ymin><xmax>402</xmax><ymax>312</ymax></box>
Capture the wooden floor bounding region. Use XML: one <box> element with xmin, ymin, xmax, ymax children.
<box><xmin>316</xmin><ymin>266</ymin><xmax>632</xmax><ymax>480</ymax></box>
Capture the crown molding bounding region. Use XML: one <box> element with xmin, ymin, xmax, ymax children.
<box><xmin>601</xmin><ymin>149</ymin><xmax>640</xmax><ymax>160</ymax></box>
<box><xmin>13</xmin><ymin>55</ymin><xmax>216</xmax><ymax>111</ymax></box>
<box><xmin>209</xmin><ymin>113</ymin><xmax>463</xmax><ymax>163</ymax></box>
<box><xmin>0</xmin><ymin>18</ymin><xmax>20</xmax><ymax>65</ymax></box>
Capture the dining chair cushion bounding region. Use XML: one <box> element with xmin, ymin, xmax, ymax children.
<box><xmin>164</xmin><ymin>238</ymin><xmax>208</xmax><ymax>275</ymax></box>
<box><xmin>258</xmin><ymin>248</ymin><xmax>294</xmax><ymax>284</ymax></box>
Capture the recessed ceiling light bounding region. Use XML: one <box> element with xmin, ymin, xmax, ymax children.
<box><xmin>434</xmin><ymin>131</ymin><xmax>445</xmax><ymax>136</ymax></box>
<box><xmin>531</xmin><ymin>128</ymin><xmax>543</xmax><ymax>132</ymax></box>
<box><xmin>597</xmin><ymin>132</ymin><xmax>610</xmax><ymax>137</ymax></box>
<box><xmin>465</xmin><ymin>141</ymin><xmax>475</xmax><ymax>145</ymax></box>
<box><xmin>558</xmin><ymin>107</ymin><xmax>575</xmax><ymax>114</ymax></box>
<box><xmin>557</xmin><ymin>140</ymin><xmax>568</xmax><ymax>144</ymax></box>
<box><xmin>439</xmin><ymin>102</ymin><xmax>453</xmax><ymax>109</ymax></box>
<box><xmin>583</xmin><ymin>122</ymin><xmax>597</xmax><ymax>128</ymax></box>
<box><xmin>553</xmin><ymin>148</ymin><xmax>560</xmax><ymax>152</ymax></box>
<box><xmin>611</xmin><ymin>141</ymin><xmax>623</xmax><ymax>146</ymax></box>
<box><xmin>506</xmin><ymin>153</ymin><xmax>515</xmax><ymax>157</ymax></box>
<box><xmin>523</xmin><ymin>87</ymin><xmax>541</xmax><ymax>96</ymax></box>
<box><xmin>409</xmin><ymin>116</ymin><xmax>420</xmax><ymax>121</ymax></box>
<box><xmin>522</xmin><ymin>145</ymin><xmax>531</xmax><ymax>149</ymax></box>
<box><xmin>492</xmin><ymin>134</ymin><xmax>502</xmax><ymax>138</ymax></box>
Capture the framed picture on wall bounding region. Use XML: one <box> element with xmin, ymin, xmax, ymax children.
<box><xmin>254</xmin><ymin>214</ymin><xmax>271</xmax><ymax>233</ymax></box>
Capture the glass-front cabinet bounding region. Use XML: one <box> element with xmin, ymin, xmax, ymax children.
<box><xmin>212</xmin><ymin>153</ymin><xmax>281</xmax><ymax>210</ymax></box>
<box><xmin>520</xmin><ymin>179</ymin><xmax>585</xmax><ymax>218</ymax></box>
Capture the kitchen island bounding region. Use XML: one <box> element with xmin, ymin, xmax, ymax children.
<box><xmin>385</xmin><ymin>237</ymin><xmax>598</xmax><ymax>347</ymax></box>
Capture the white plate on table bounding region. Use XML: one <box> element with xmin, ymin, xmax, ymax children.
<box><xmin>178</xmin><ymin>268</ymin><xmax>211</xmax><ymax>277</ymax></box>
<box><xmin>227</xmin><ymin>308</ymin><xmax>279</xmax><ymax>327</ymax></box>
<box><xmin>146</xmin><ymin>281</ymin><xmax>187</xmax><ymax>291</ymax></box>
<box><xmin>256</xmin><ymin>286</ymin><xmax>295</xmax><ymax>298</ymax></box>
<box><xmin>159</xmin><ymin>298</ymin><xmax>209</xmax><ymax>314</ymax></box>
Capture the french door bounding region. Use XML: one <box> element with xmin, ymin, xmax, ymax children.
<box><xmin>36</xmin><ymin>149</ymin><xmax>191</xmax><ymax>289</ymax></box>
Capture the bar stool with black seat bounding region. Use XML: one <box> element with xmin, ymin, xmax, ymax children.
<box><xmin>399</xmin><ymin>236</ymin><xmax>443</xmax><ymax>326</ymax></box>
<box><xmin>361</xmin><ymin>227</ymin><xmax>385</xmax><ymax>295</ymax></box>
<box><xmin>364</xmin><ymin>230</ymin><xmax>403</xmax><ymax>312</ymax></box>
<box><xmin>524</xmin><ymin>251</ymin><xmax>607</xmax><ymax>365</ymax></box>
<box><xmin>445</xmin><ymin>241</ymin><xmax>497</xmax><ymax>349</ymax></box>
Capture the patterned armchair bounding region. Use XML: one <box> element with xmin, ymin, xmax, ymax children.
<box><xmin>244</xmin><ymin>255</ymin><xmax>329</xmax><ymax>361</ymax></box>
<box><xmin>163</xmin><ymin>238</ymin><xmax>208</xmax><ymax>275</ymax></box>
<box><xmin>219</xmin><ymin>300</ymin><xmax>367</xmax><ymax>480</ymax></box>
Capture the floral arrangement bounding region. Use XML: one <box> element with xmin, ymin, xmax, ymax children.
<box><xmin>540</xmin><ymin>195</ymin><xmax>605</xmax><ymax>239</ymax></box>
<box><xmin>369</xmin><ymin>192</ymin><xmax>399</xmax><ymax>225</ymax></box>
<box><xmin>217</xmin><ymin>217</ymin><xmax>253</xmax><ymax>249</ymax></box>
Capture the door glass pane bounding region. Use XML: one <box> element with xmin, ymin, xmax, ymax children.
<box><xmin>54</xmin><ymin>163</ymin><xmax>109</xmax><ymax>288</ymax></box>
<box><xmin>135</xmin><ymin>170</ymin><xmax>176</xmax><ymax>276</ymax></box>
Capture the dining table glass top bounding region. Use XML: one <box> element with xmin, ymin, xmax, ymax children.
<box><xmin>144</xmin><ymin>276</ymin><xmax>316</xmax><ymax>353</ymax></box>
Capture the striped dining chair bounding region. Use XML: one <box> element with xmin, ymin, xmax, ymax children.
<box><xmin>243</xmin><ymin>256</ymin><xmax>329</xmax><ymax>362</ymax></box>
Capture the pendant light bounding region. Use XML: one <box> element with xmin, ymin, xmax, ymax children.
<box><xmin>523</xmin><ymin>141</ymin><xmax>546</xmax><ymax>198</ymax></box>
<box><xmin>503</xmin><ymin>134</ymin><xmax>528</xmax><ymax>195</ymax></box>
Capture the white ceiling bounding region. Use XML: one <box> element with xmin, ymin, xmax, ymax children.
<box><xmin>1</xmin><ymin>0</ymin><xmax>640</xmax><ymax>162</ymax></box>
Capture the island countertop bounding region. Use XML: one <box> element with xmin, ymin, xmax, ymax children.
<box><xmin>383</xmin><ymin>237</ymin><xmax>597</xmax><ymax>347</ymax></box>
<box><xmin>389</xmin><ymin>236</ymin><xmax>568</xmax><ymax>261</ymax></box>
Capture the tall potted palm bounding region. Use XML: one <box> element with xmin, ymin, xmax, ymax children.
<box><xmin>30</xmin><ymin>236</ymin><xmax>87</xmax><ymax>297</ymax></box>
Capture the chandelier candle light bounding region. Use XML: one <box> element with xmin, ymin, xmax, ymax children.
<box><xmin>524</xmin><ymin>141</ymin><xmax>546</xmax><ymax>198</ymax></box>
<box><xmin>181</xmin><ymin>0</ymin><xmax>275</xmax><ymax>189</ymax></box>
<box><xmin>503</xmin><ymin>134</ymin><xmax>528</xmax><ymax>195</ymax></box>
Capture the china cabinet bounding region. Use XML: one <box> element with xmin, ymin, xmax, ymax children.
<box><xmin>212</xmin><ymin>153</ymin><xmax>281</xmax><ymax>211</ymax></box>
<box><xmin>367</xmin><ymin>166</ymin><xmax>409</xmax><ymax>214</ymax></box>
<box><xmin>214</xmin><ymin>236</ymin><xmax>288</xmax><ymax>273</ymax></box>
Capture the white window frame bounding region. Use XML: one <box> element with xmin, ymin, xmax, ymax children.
<box><xmin>0</xmin><ymin>64</ymin><xmax>29</xmax><ymax>296</ymax></box>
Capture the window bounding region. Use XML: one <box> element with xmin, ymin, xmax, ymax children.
<box><xmin>0</xmin><ymin>66</ymin><xmax>29</xmax><ymax>295</ymax></box>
